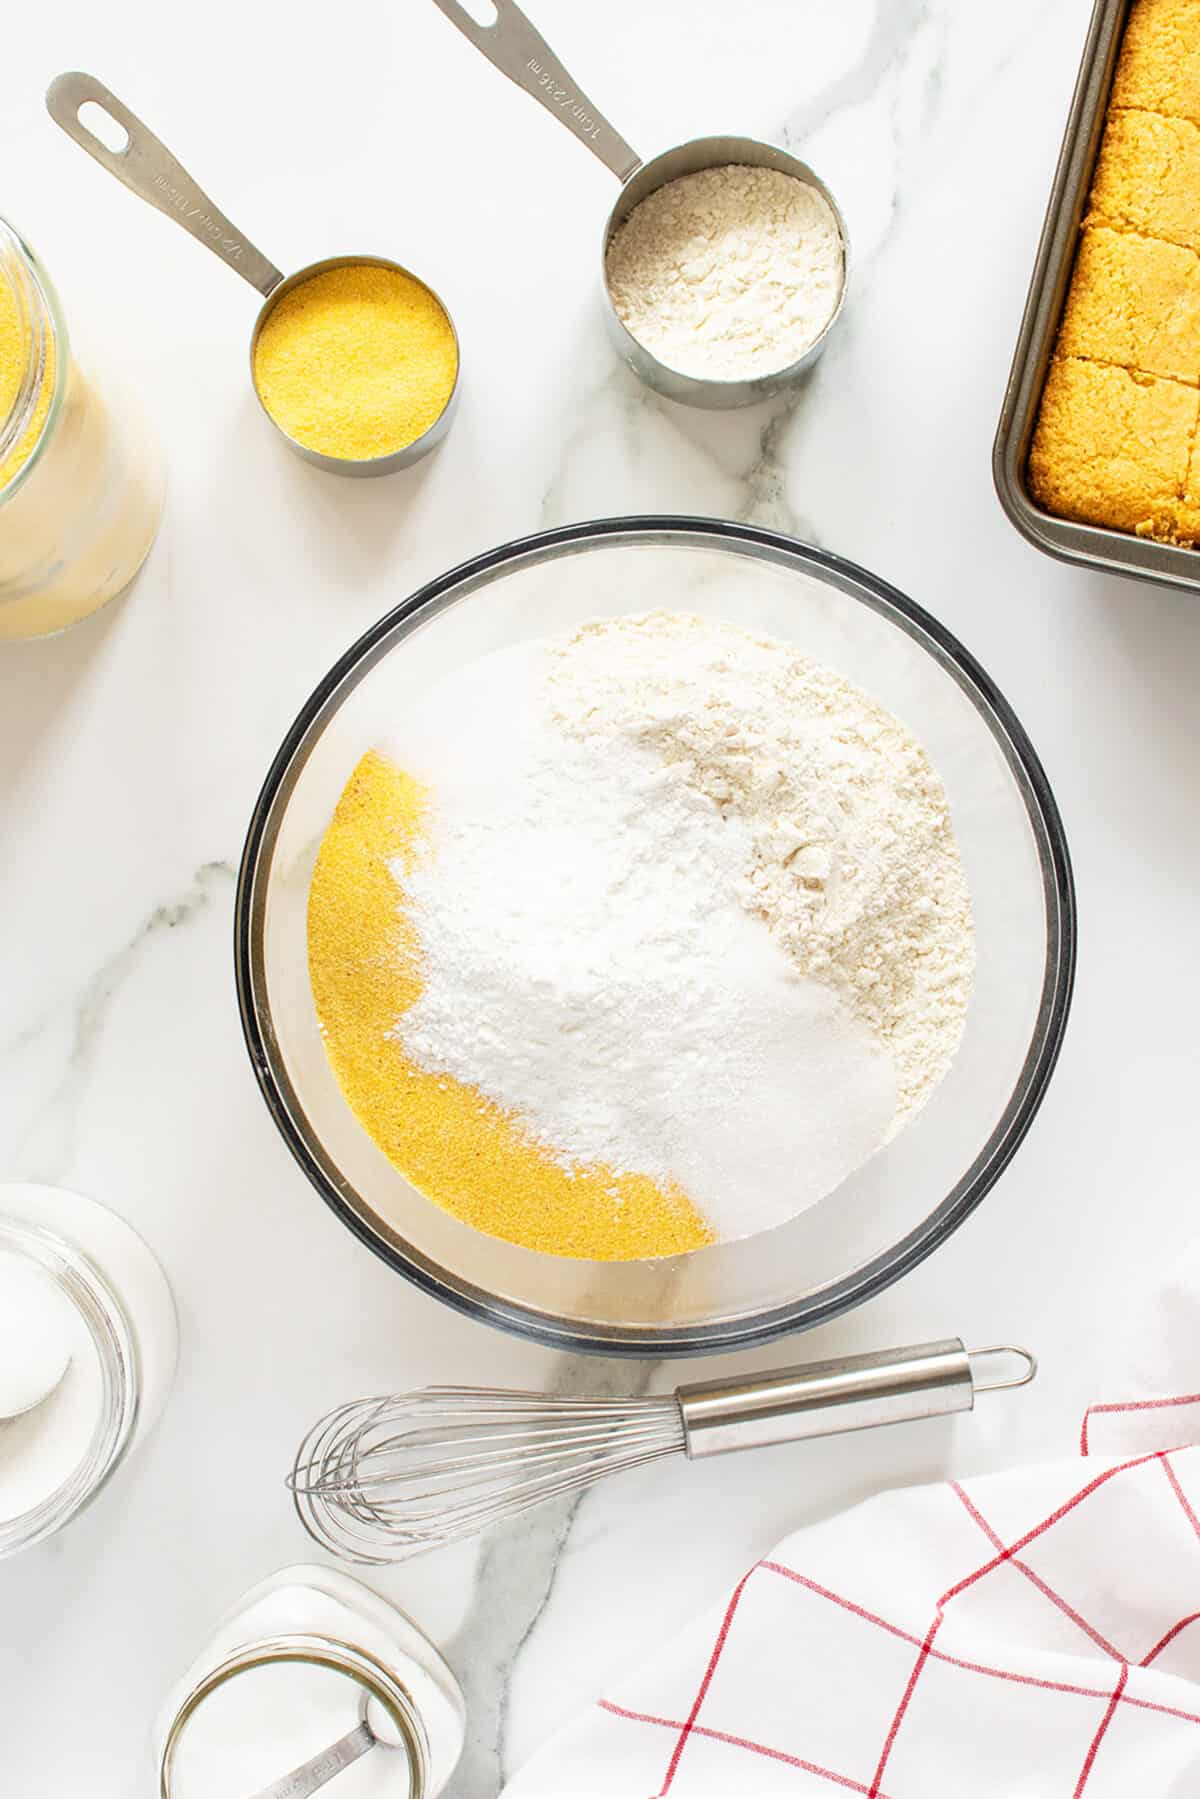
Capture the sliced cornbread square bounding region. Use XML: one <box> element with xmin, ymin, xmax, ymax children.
<box><xmin>1112</xmin><ymin>0</ymin><xmax>1200</xmax><ymax>126</ymax></box>
<box><xmin>1089</xmin><ymin>109</ymin><xmax>1200</xmax><ymax>252</ymax></box>
<box><xmin>1164</xmin><ymin>419</ymin><xmax>1200</xmax><ymax>540</ymax></box>
<box><xmin>1058</xmin><ymin>225</ymin><xmax>1200</xmax><ymax>382</ymax></box>
<box><xmin>1028</xmin><ymin>357</ymin><xmax>1197</xmax><ymax>532</ymax></box>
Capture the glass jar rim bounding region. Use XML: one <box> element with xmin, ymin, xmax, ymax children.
<box><xmin>0</xmin><ymin>216</ymin><xmax>68</xmax><ymax>505</ymax></box>
<box><xmin>0</xmin><ymin>1213</ymin><xmax>139</xmax><ymax>1559</ymax></box>
<box><xmin>158</xmin><ymin>1632</ymin><xmax>430</xmax><ymax>1798</ymax></box>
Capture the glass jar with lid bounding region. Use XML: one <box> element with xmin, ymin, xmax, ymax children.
<box><xmin>154</xmin><ymin>1565</ymin><xmax>466</xmax><ymax>1798</ymax></box>
<box><xmin>0</xmin><ymin>216</ymin><xmax>164</xmax><ymax>639</ymax></box>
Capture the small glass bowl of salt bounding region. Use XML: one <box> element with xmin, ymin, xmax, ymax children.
<box><xmin>0</xmin><ymin>1184</ymin><xmax>177</xmax><ymax>1560</ymax></box>
<box><xmin>155</xmin><ymin>1565</ymin><xmax>466</xmax><ymax>1799</ymax></box>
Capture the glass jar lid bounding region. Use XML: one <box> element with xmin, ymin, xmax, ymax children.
<box><xmin>159</xmin><ymin>1632</ymin><xmax>429</xmax><ymax>1798</ymax></box>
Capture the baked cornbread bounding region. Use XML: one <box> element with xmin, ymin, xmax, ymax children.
<box><xmin>1030</xmin><ymin>357</ymin><xmax>1197</xmax><ymax>532</ymax></box>
<box><xmin>1112</xmin><ymin>0</ymin><xmax>1200</xmax><ymax>124</ymax></box>
<box><xmin>1030</xmin><ymin>0</ymin><xmax>1200</xmax><ymax>543</ymax></box>
<box><xmin>1089</xmin><ymin>108</ymin><xmax>1200</xmax><ymax>252</ymax></box>
<box><xmin>1057</xmin><ymin>224</ymin><xmax>1200</xmax><ymax>379</ymax></box>
<box><xmin>1172</xmin><ymin>414</ymin><xmax>1200</xmax><ymax>538</ymax></box>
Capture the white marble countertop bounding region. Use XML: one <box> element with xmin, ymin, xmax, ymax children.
<box><xmin>4</xmin><ymin>0</ymin><xmax>1200</xmax><ymax>1791</ymax></box>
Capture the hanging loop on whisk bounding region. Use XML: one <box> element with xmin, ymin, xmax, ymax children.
<box><xmin>967</xmin><ymin>1346</ymin><xmax>1038</xmax><ymax>1393</ymax></box>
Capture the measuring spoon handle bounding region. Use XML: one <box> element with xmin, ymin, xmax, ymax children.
<box><xmin>428</xmin><ymin>0</ymin><xmax>641</xmax><ymax>182</ymax></box>
<box><xmin>46</xmin><ymin>73</ymin><xmax>284</xmax><ymax>299</ymax></box>
<box><xmin>247</xmin><ymin>1720</ymin><xmax>376</xmax><ymax>1799</ymax></box>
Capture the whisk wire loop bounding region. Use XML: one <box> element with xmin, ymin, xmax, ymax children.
<box><xmin>290</xmin><ymin>1386</ymin><xmax>686</xmax><ymax>1563</ymax></box>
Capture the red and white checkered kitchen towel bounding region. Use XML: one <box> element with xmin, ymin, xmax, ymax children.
<box><xmin>505</xmin><ymin>1277</ymin><xmax>1200</xmax><ymax>1796</ymax></box>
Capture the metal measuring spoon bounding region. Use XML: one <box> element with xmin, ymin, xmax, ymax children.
<box><xmin>429</xmin><ymin>0</ymin><xmax>848</xmax><ymax>409</ymax></box>
<box><xmin>46</xmin><ymin>73</ymin><xmax>460</xmax><ymax>475</ymax></box>
<box><xmin>248</xmin><ymin>1691</ymin><xmax>378</xmax><ymax>1799</ymax></box>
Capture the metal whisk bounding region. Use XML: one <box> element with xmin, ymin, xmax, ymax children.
<box><xmin>289</xmin><ymin>1340</ymin><xmax>1034</xmax><ymax>1565</ymax></box>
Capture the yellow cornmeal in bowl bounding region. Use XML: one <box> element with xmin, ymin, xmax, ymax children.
<box><xmin>1029</xmin><ymin>0</ymin><xmax>1200</xmax><ymax>543</ymax></box>
<box><xmin>253</xmin><ymin>263</ymin><xmax>457</xmax><ymax>462</ymax></box>
<box><xmin>0</xmin><ymin>273</ymin><xmax>54</xmax><ymax>493</ymax></box>
<box><xmin>307</xmin><ymin>750</ymin><xmax>714</xmax><ymax>1261</ymax></box>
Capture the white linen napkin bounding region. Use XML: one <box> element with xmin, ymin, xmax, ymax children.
<box><xmin>504</xmin><ymin>1267</ymin><xmax>1200</xmax><ymax>1797</ymax></box>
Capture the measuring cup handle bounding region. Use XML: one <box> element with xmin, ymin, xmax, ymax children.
<box><xmin>428</xmin><ymin>0</ymin><xmax>641</xmax><ymax>182</ymax></box>
<box><xmin>46</xmin><ymin>73</ymin><xmax>284</xmax><ymax>299</ymax></box>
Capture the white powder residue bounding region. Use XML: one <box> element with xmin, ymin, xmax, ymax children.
<box><xmin>384</xmin><ymin>642</ymin><xmax>896</xmax><ymax>1244</ymax></box>
<box><xmin>604</xmin><ymin>164</ymin><xmax>844</xmax><ymax>381</ymax></box>
<box><xmin>548</xmin><ymin>614</ymin><xmax>975</xmax><ymax>1126</ymax></box>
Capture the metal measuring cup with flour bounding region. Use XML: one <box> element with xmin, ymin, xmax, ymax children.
<box><xmin>430</xmin><ymin>0</ymin><xmax>849</xmax><ymax>409</ymax></box>
<box><xmin>46</xmin><ymin>73</ymin><xmax>460</xmax><ymax>475</ymax></box>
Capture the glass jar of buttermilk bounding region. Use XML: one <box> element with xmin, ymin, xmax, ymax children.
<box><xmin>0</xmin><ymin>217</ymin><xmax>164</xmax><ymax>639</ymax></box>
<box><xmin>154</xmin><ymin>1566</ymin><xmax>467</xmax><ymax>1798</ymax></box>
<box><xmin>0</xmin><ymin>1183</ymin><xmax>179</xmax><ymax>1559</ymax></box>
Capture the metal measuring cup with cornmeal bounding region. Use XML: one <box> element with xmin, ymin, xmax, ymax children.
<box><xmin>46</xmin><ymin>74</ymin><xmax>459</xmax><ymax>475</ymax></box>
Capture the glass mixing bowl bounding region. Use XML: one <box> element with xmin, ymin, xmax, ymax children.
<box><xmin>235</xmin><ymin>519</ymin><xmax>1075</xmax><ymax>1357</ymax></box>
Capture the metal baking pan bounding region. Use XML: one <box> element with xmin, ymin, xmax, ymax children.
<box><xmin>993</xmin><ymin>0</ymin><xmax>1200</xmax><ymax>591</ymax></box>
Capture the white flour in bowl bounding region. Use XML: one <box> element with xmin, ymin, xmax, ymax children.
<box><xmin>380</xmin><ymin>614</ymin><xmax>973</xmax><ymax>1246</ymax></box>
<box><xmin>548</xmin><ymin>614</ymin><xmax>974</xmax><ymax>1126</ymax></box>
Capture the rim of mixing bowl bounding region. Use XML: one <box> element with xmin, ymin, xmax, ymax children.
<box><xmin>234</xmin><ymin>517</ymin><xmax>1076</xmax><ymax>1358</ymax></box>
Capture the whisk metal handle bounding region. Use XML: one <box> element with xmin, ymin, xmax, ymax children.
<box><xmin>676</xmin><ymin>1338</ymin><xmax>1029</xmax><ymax>1459</ymax></box>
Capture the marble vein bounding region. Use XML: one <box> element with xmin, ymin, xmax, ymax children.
<box><xmin>444</xmin><ymin>1353</ymin><xmax>660</xmax><ymax>1797</ymax></box>
<box><xmin>780</xmin><ymin>0</ymin><xmax>937</xmax><ymax>164</ymax></box>
<box><xmin>2</xmin><ymin>861</ymin><xmax>234</xmax><ymax>1181</ymax></box>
